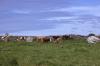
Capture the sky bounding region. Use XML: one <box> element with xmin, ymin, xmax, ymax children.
<box><xmin>0</xmin><ymin>0</ymin><xmax>100</xmax><ymax>36</ymax></box>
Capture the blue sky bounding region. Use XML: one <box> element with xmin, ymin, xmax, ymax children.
<box><xmin>0</xmin><ymin>0</ymin><xmax>100</xmax><ymax>36</ymax></box>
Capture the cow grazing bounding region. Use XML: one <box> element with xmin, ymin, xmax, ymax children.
<box><xmin>26</xmin><ymin>36</ymin><xmax>33</xmax><ymax>42</ymax></box>
<box><xmin>50</xmin><ymin>36</ymin><xmax>63</xmax><ymax>44</ymax></box>
<box><xmin>36</xmin><ymin>36</ymin><xmax>50</xmax><ymax>43</ymax></box>
<box><xmin>53</xmin><ymin>37</ymin><xmax>62</xmax><ymax>44</ymax></box>
<box><xmin>87</xmin><ymin>34</ymin><xmax>100</xmax><ymax>45</ymax></box>
<box><xmin>62</xmin><ymin>35</ymin><xmax>70</xmax><ymax>40</ymax></box>
<box><xmin>17</xmin><ymin>36</ymin><xmax>26</xmax><ymax>42</ymax></box>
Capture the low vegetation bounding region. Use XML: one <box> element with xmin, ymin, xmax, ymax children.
<box><xmin>0</xmin><ymin>39</ymin><xmax>100</xmax><ymax>66</ymax></box>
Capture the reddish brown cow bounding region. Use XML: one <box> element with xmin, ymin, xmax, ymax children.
<box><xmin>36</xmin><ymin>36</ymin><xmax>50</xmax><ymax>43</ymax></box>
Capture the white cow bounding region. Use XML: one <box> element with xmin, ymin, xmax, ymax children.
<box><xmin>26</xmin><ymin>36</ymin><xmax>33</xmax><ymax>42</ymax></box>
<box><xmin>87</xmin><ymin>36</ymin><xmax>100</xmax><ymax>44</ymax></box>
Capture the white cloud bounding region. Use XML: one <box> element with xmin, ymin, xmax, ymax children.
<box><xmin>41</xmin><ymin>16</ymin><xmax>78</xmax><ymax>21</ymax></box>
<box><xmin>12</xmin><ymin>9</ymin><xmax>32</xmax><ymax>14</ymax></box>
<box><xmin>40</xmin><ymin>6</ymin><xmax>100</xmax><ymax>22</ymax></box>
<box><xmin>49</xmin><ymin>6</ymin><xmax>100</xmax><ymax>16</ymax></box>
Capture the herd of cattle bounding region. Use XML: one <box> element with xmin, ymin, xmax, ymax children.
<box><xmin>0</xmin><ymin>34</ymin><xmax>86</xmax><ymax>43</ymax></box>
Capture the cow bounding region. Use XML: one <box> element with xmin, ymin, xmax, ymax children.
<box><xmin>87</xmin><ymin>34</ymin><xmax>100</xmax><ymax>45</ymax></box>
<box><xmin>36</xmin><ymin>36</ymin><xmax>50</xmax><ymax>43</ymax></box>
<box><xmin>62</xmin><ymin>35</ymin><xmax>70</xmax><ymax>40</ymax></box>
<box><xmin>25</xmin><ymin>36</ymin><xmax>33</xmax><ymax>42</ymax></box>
<box><xmin>17</xmin><ymin>36</ymin><xmax>26</xmax><ymax>42</ymax></box>
<box><xmin>1</xmin><ymin>33</ymin><xmax>10</xmax><ymax>42</ymax></box>
<box><xmin>51</xmin><ymin>35</ymin><xmax>63</xmax><ymax>44</ymax></box>
<box><xmin>53</xmin><ymin>37</ymin><xmax>62</xmax><ymax>44</ymax></box>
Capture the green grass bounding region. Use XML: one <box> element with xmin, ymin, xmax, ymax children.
<box><xmin>0</xmin><ymin>39</ymin><xmax>100</xmax><ymax>66</ymax></box>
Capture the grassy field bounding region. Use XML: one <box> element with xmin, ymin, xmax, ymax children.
<box><xmin>0</xmin><ymin>39</ymin><xmax>100</xmax><ymax>66</ymax></box>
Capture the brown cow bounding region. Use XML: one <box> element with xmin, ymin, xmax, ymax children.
<box><xmin>36</xmin><ymin>36</ymin><xmax>50</xmax><ymax>43</ymax></box>
<box><xmin>62</xmin><ymin>35</ymin><xmax>70</xmax><ymax>40</ymax></box>
<box><xmin>50</xmin><ymin>36</ymin><xmax>63</xmax><ymax>44</ymax></box>
<box><xmin>53</xmin><ymin>37</ymin><xmax>62</xmax><ymax>44</ymax></box>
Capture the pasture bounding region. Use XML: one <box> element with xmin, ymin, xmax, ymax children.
<box><xmin>0</xmin><ymin>39</ymin><xmax>100</xmax><ymax>66</ymax></box>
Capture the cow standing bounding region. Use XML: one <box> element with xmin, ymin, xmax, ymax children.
<box><xmin>1</xmin><ymin>33</ymin><xmax>10</xmax><ymax>42</ymax></box>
